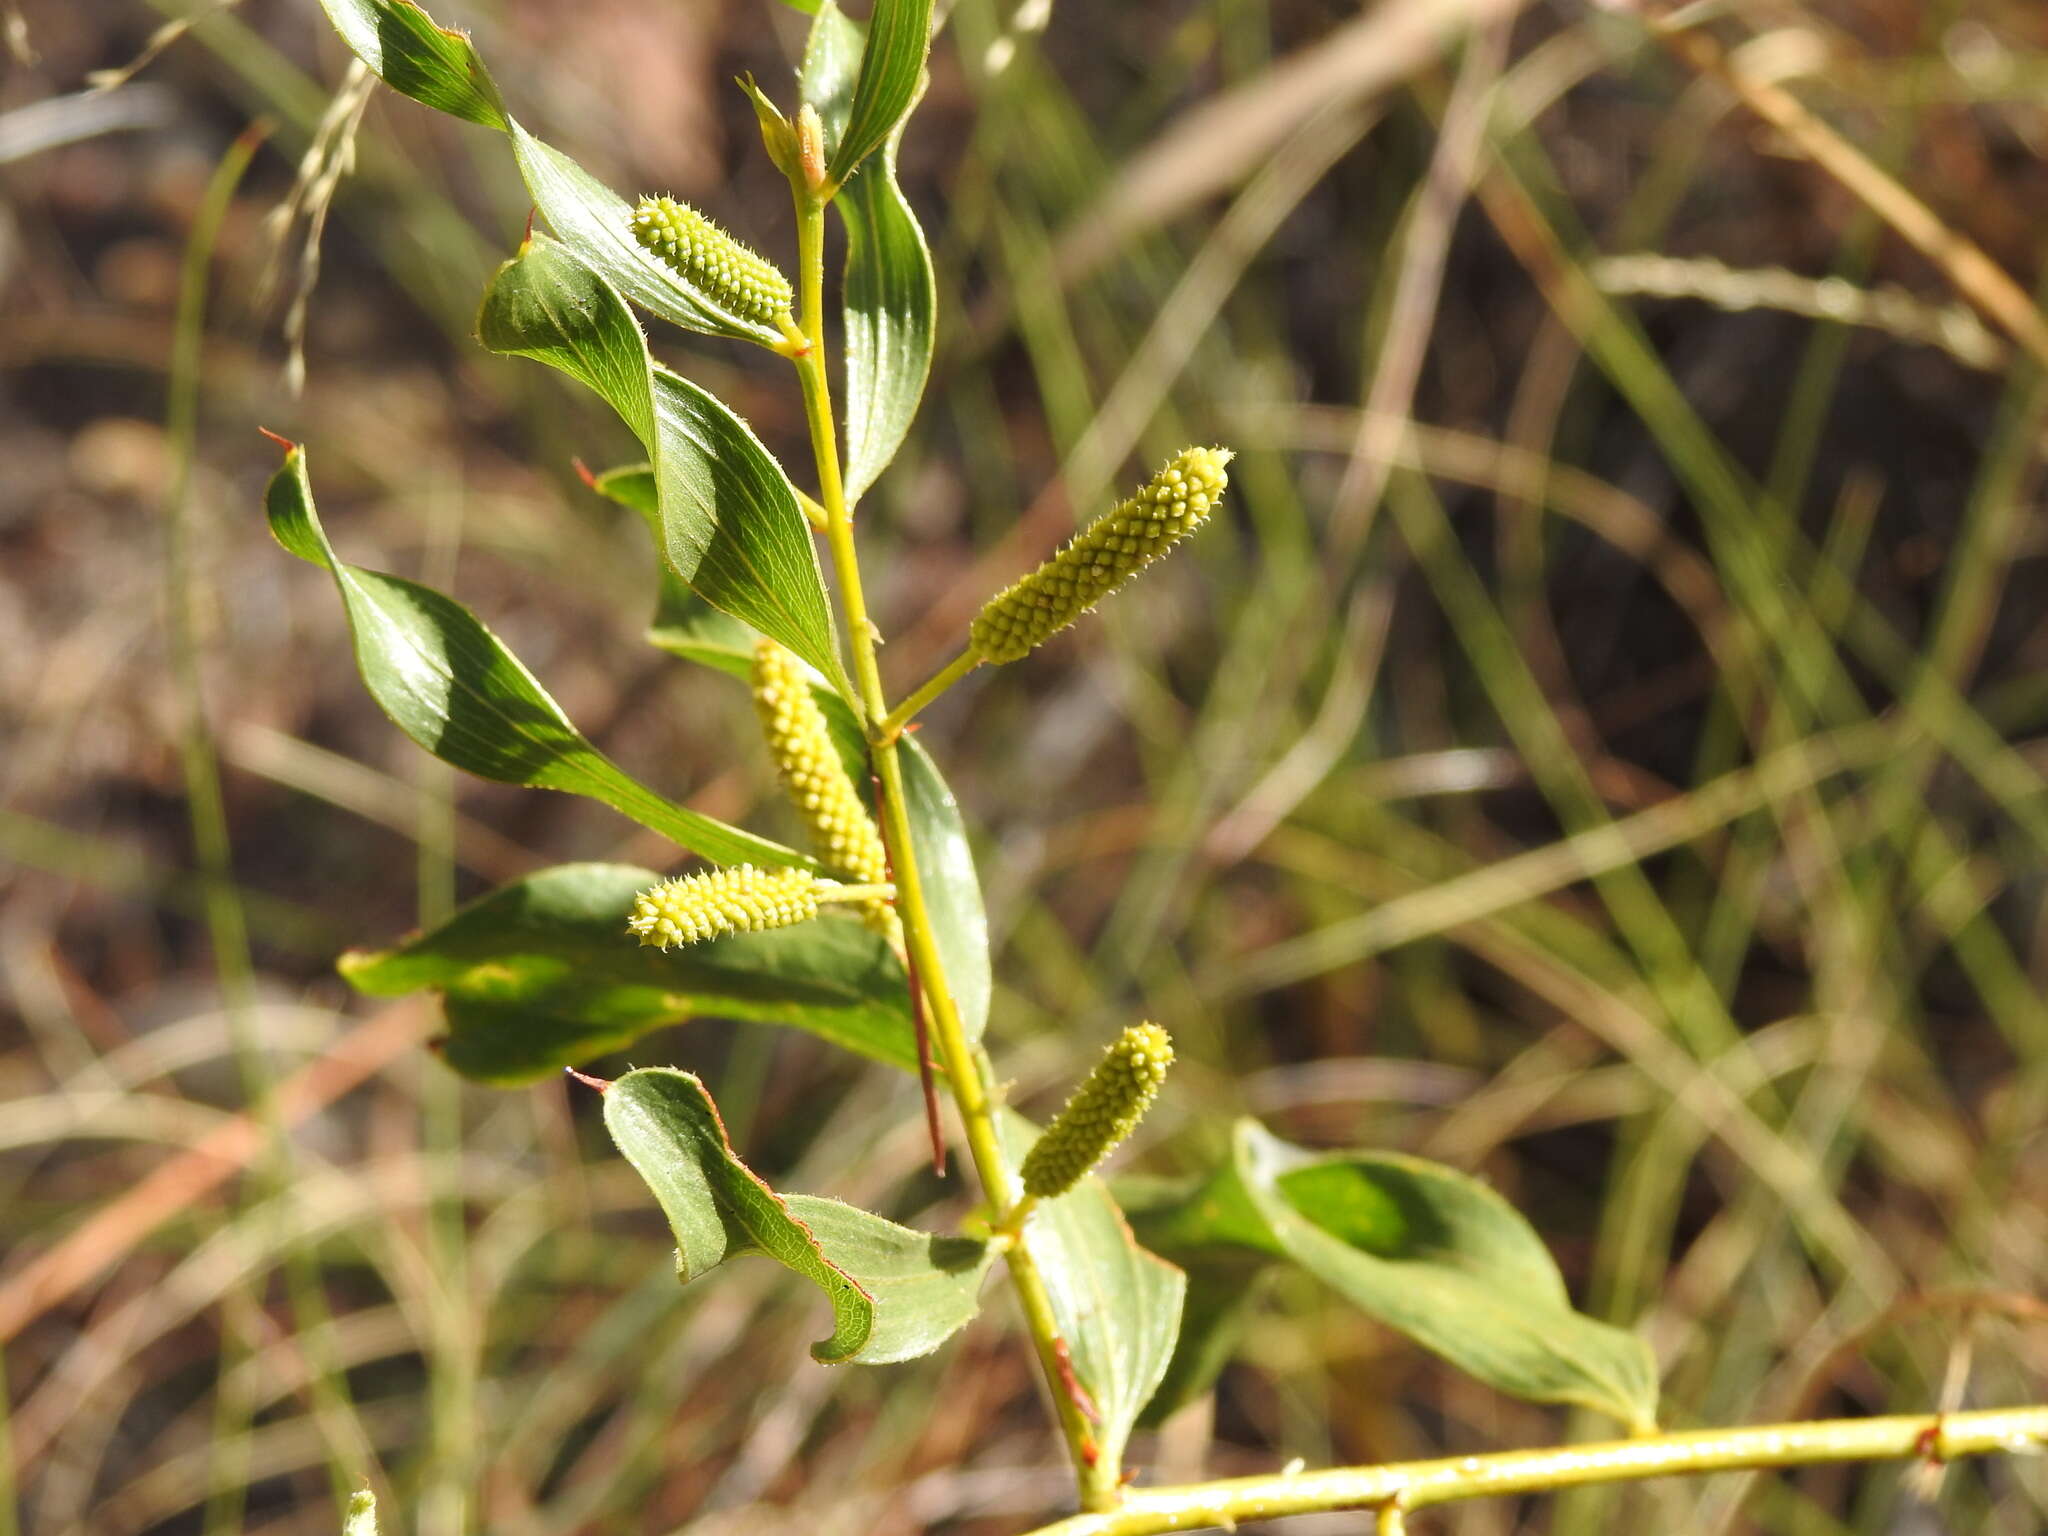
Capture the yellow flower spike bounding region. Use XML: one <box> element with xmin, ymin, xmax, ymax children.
<box><xmin>970</xmin><ymin>447</ymin><xmax>1232</xmax><ymax>665</ymax></box>
<box><xmin>1020</xmin><ymin>1023</ymin><xmax>1175</xmax><ymax>1199</ymax></box>
<box><xmin>626</xmin><ymin>865</ymin><xmax>825</xmax><ymax>950</ymax></box>
<box><xmin>630</xmin><ymin>195</ymin><xmax>793</xmax><ymax>326</ymax></box>
<box><xmin>751</xmin><ymin>640</ymin><xmax>896</xmax><ymax>936</ymax></box>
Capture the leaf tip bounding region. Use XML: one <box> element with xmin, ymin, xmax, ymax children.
<box><xmin>257</xmin><ymin>425</ymin><xmax>298</xmax><ymax>458</ymax></box>
<box><xmin>565</xmin><ymin>1065</ymin><xmax>612</xmax><ymax>1093</ymax></box>
<box><xmin>571</xmin><ymin>456</ymin><xmax>599</xmax><ymax>490</ymax></box>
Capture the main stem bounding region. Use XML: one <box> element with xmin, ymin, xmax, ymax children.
<box><xmin>1018</xmin><ymin>1407</ymin><xmax>2048</xmax><ymax>1536</ymax></box>
<box><xmin>789</xmin><ymin>190</ymin><xmax>1118</xmax><ymax>1512</ymax></box>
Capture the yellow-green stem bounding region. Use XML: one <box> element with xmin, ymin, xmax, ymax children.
<box><xmin>817</xmin><ymin>881</ymin><xmax>896</xmax><ymax>905</ymax></box>
<box><xmin>788</xmin><ymin>186</ymin><xmax>1117</xmax><ymax>1511</ymax></box>
<box><xmin>881</xmin><ymin>647</ymin><xmax>983</xmax><ymax>741</ymax></box>
<box><xmin>1020</xmin><ymin>1407</ymin><xmax>2048</xmax><ymax>1536</ymax></box>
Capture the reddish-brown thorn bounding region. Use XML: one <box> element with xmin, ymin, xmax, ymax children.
<box><xmin>564</xmin><ymin>1066</ymin><xmax>612</xmax><ymax>1093</ymax></box>
<box><xmin>572</xmin><ymin>457</ymin><xmax>599</xmax><ymax>490</ymax></box>
<box><xmin>1053</xmin><ymin>1337</ymin><xmax>1101</xmax><ymax>1425</ymax></box>
<box><xmin>257</xmin><ymin>425</ymin><xmax>297</xmax><ymax>454</ymax></box>
<box><xmin>523</xmin><ymin>205</ymin><xmax>537</xmax><ymax>246</ymax></box>
<box><xmin>1915</xmin><ymin>1419</ymin><xmax>1948</xmax><ymax>1465</ymax></box>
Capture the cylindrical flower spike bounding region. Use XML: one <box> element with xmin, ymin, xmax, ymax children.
<box><xmin>630</xmin><ymin>196</ymin><xmax>793</xmax><ymax>326</ymax></box>
<box><xmin>970</xmin><ymin>447</ymin><xmax>1232</xmax><ymax>665</ymax></box>
<box><xmin>750</xmin><ymin>639</ymin><xmax>895</xmax><ymax>934</ymax></box>
<box><xmin>627</xmin><ymin>864</ymin><xmax>824</xmax><ymax>950</ymax></box>
<box><xmin>1020</xmin><ymin>1023</ymin><xmax>1175</xmax><ymax>1198</ymax></box>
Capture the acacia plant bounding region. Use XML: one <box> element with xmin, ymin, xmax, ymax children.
<box><xmin>281</xmin><ymin>1</ymin><xmax>2048</xmax><ymax>1531</ymax></box>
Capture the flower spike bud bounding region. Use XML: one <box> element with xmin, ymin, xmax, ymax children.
<box><xmin>627</xmin><ymin>864</ymin><xmax>824</xmax><ymax>950</ymax></box>
<box><xmin>1020</xmin><ymin>1023</ymin><xmax>1174</xmax><ymax>1199</ymax></box>
<box><xmin>796</xmin><ymin>104</ymin><xmax>828</xmax><ymax>193</ymax></box>
<box><xmin>750</xmin><ymin>639</ymin><xmax>895</xmax><ymax>934</ymax></box>
<box><xmin>970</xmin><ymin>447</ymin><xmax>1232</xmax><ymax>665</ymax></box>
<box><xmin>630</xmin><ymin>195</ymin><xmax>792</xmax><ymax>326</ymax></box>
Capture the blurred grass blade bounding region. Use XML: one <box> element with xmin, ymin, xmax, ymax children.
<box><xmin>263</xmin><ymin>446</ymin><xmax>803</xmax><ymax>869</ymax></box>
<box><xmin>479</xmin><ymin>237</ymin><xmax>843</xmax><ymax>682</ymax></box>
<box><xmin>1138</xmin><ymin>1120</ymin><xmax>1660</xmax><ymax>1432</ymax></box>
<box><xmin>340</xmin><ymin>862</ymin><xmax>916</xmax><ymax>1083</ymax></box>
<box><xmin>314</xmin><ymin>0</ymin><xmax>507</xmax><ymax>129</ymax></box>
<box><xmin>604</xmin><ymin>1068</ymin><xmax>991</xmax><ymax>1362</ymax></box>
<box><xmin>1001</xmin><ymin>1114</ymin><xmax>1185</xmax><ymax>1476</ymax></box>
<box><xmin>314</xmin><ymin>0</ymin><xmax>782</xmax><ymax>343</ymax></box>
<box><xmin>823</xmin><ymin>0</ymin><xmax>931</xmax><ymax>186</ymax></box>
<box><xmin>804</xmin><ymin>2</ymin><xmax>936</xmax><ymax>504</ymax></box>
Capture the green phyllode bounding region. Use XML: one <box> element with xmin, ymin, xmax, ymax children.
<box><xmin>627</xmin><ymin>865</ymin><xmax>824</xmax><ymax>950</ymax></box>
<box><xmin>970</xmin><ymin>447</ymin><xmax>1232</xmax><ymax>664</ymax></box>
<box><xmin>1020</xmin><ymin>1023</ymin><xmax>1175</xmax><ymax>1198</ymax></box>
<box><xmin>630</xmin><ymin>195</ymin><xmax>793</xmax><ymax>326</ymax></box>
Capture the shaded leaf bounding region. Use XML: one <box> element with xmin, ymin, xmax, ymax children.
<box><xmin>478</xmin><ymin>238</ymin><xmax>842</xmax><ymax>683</ymax></box>
<box><xmin>782</xmin><ymin>1195</ymin><xmax>995</xmax><ymax>1363</ymax></box>
<box><xmin>1001</xmin><ymin>1114</ymin><xmax>1184</xmax><ymax>1475</ymax></box>
<box><xmin>803</xmin><ymin>1</ymin><xmax>936</xmax><ymax>506</ymax></box>
<box><xmin>263</xmin><ymin>447</ymin><xmax>801</xmax><ymax>870</ymax></box>
<box><xmin>1135</xmin><ymin>1251</ymin><xmax>1265</xmax><ymax>1428</ymax></box>
<box><xmin>825</xmin><ymin>0</ymin><xmax>932</xmax><ymax>186</ymax></box>
<box><xmin>605</xmin><ymin>1067</ymin><xmax>870</xmax><ymax>1360</ymax></box>
<box><xmin>476</xmin><ymin>233</ymin><xmax>653</xmax><ymax>439</ymax></box>
<box><xmin>340</xmin><ymin>862</ymin><xmax>916</xmax><ymax>1083</ymax></box>
<box><xmin>604</xmin><ymin>1068</ymin><xmax>989</xmax><ymax>1362</ymax></box>
<box><xmin>1135</xmin><ymin>1119</ymin><xmax>1661</xmax><ymax>1431</ymax></box>
<box><xmin>315</xmin><ymin>0</ymin><xmax>506</xmax><ymax>129</ymax></box>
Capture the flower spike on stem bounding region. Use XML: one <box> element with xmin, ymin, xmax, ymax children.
<box><xmin>626</xmin><ymin>865</ymin><xmax>826</xmax><ymax>950</ymax></box>
<box><xmin>971</xmin><ymin>447</ymin><xmax>1232</xmax><ymax>665</ymax></box>
<box><xmin>751</xmin><ymin>639</ymin><xmax>896</xmax><ymax>936</ymax></box>
<box><xmin>1021</xmin><ymin>1023</ymin><xmax>1174</xmax><ymax>1199</ymax></box>
<box><xmin>630</xmin><ymin>195</ymin><xmax>793</xmax><ymax>327</ymax></box>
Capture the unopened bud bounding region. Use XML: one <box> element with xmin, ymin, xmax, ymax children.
<box><xmin>797</xmin><ymin>103</ymin><xmax>828</xmax><ymax>192</ymax></box>
<box><xmin>627</xmin><ymin>865</ymin><xmax>824</xmax><ymax>950</ymax></box>
<box><xmin>1020</xmin><ymin>1023</ymin><xmax>1174</xmax><ymax>1198</ymax></box>
<box><xmin>630</xmin><ymin>195</ymin><xmax>792</xmax><ymax>325</ymax></box>
<box><xmin>751</xmin><ymin>640</ymin><xmax>894</xmax><ymax>934</ymax></box>
<box><xmin>971</xmin><ymin>447</ymin><xmax>1232</xmax><ymax>665</ymax></box>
